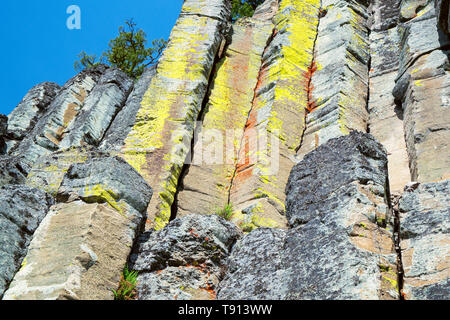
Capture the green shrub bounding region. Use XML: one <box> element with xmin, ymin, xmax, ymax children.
<box><xmin>216</xmin><ymin>203</ymin><xmax>234</xmax><ymax>221</ymax></box>
<box><xmin>112</xmin><ymin>265</ymin><xmax>138</xmax><ymax>300</ymax></box>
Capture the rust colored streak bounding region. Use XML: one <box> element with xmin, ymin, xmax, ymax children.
<box><xmin>303</xmin><ymin>59</ymin><xmax>318</xmax><ymax>113</ymax></box>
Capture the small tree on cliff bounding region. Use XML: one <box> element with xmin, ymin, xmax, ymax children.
<box><xmin>231</xmin><ymin>0</ymin><xmax>265</xmax><ymax>20</ymax></box>
<box><xmin>74</xmin><ymin>19</ymin><xmax>166</xmax><ymax>79</ymax></box>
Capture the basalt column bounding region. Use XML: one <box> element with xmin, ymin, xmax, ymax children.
<box><xmin>296</xmin><ymin>0</ymin><xmax>371</xmax><ymax>160</ymax></box>
<box><xmin>121</xmin><ymin>0</ymin><xmax>232</xmax><ymax>230</ymax></box>
<box><xmin>175</xmin><ymin>0</ymin><xmax>279</xmax><ymax>223</ymax></box>
<box><xmin>228</xmin><ymin>0</ymin><xmax>322</xmax><ymax>230</ymax></box>
<box><xmin>367</xmin><ymin>0</ymin><xmax>411</xmax><ymax>194</ymax></box>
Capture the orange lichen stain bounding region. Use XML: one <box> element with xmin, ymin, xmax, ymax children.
<box><xmin>189</xmin><ymin>228</ymin><xmax>200</xmax><ymax>238</ymax></box>
<box><xmin>303</xmin><ymin>59</ymin><xmax>318</xmax><ymax>113</ymax></box>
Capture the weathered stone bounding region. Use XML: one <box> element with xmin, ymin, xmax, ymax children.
<box><xmin>297</xmin><ymin>0</ymin><xmax>371</xmax><ymax>160</ymax></box>
<box><xmin>6</xmin><ymin>82</ymin><xmax>60</xmax><ymax>151</ymax></box>
<box><xmin>228</xmin><ymin>0</ymin><xmax>321</xmax><ymax>231</ymax></box>
<box><xmin>3</xmin><ymin>156</ymin><xmax>152</xmax><ymax>300</ymax></box>
<box><xmin>0</xmin><ymin>156</ymin><xmax>30</xmax><ymax>186</ymax></box>
<box><xmin>100</xmin><ymin>66</ymin><xmax>157</xmax><ymax>152</ymax></box>
<box><xmin>369</xmin><ymin>0</ymin><xmax>401</xmax><ymax>31</ymax></box>
<box><xmin>0</xmin><ymin>185</ymin><xmax>54</xmax><ymax>298</ymax></box>
<box><xmin>176</xmin><ymin>0</ymin><xmax>282</xmax><ymax>230</ymax></box>
<box><xmin>0</xmin><ymin>114</ymin><xmax>7</xmax><ymax>154</ymax></box>
<box><xmin>367</xmin><ymin>6</ymin><xmax>411</xmax><ymax>194</ymax></box>
<box><xmin>58</xmin><ymin>67</ymin><xmax>133</xmax><ymax>149</ymax></box>
<box><xmin>218</xmin><ymin>132</ymin><xmax>399</xmax><ymax>300</ymax></box>
<box><xmin>121</xmin><ymin>0</ymin><xmax>231</xmax><ymax>230</ymax></box>
<box><xmin>217</xmin><ymin>228</ymin><xmax>286</xmax><ymax>300</ymax></box>
<box><xmin>25</xmin><ymin>147</ymin><xmax>108</xmax><ymax>196</ymax></box>
<box><xmin>393</xmin><ymin>6</ymin><xmax>450</xmax><ymax>183</ymax></box>
<box><xmin>399</xmin><ymin>180</ymin><xmax>450</xmax><ymax>300</ymax></box>
<box><xmin>11</xmin><ymin>65</ymin><xmax>108</xmax><ymax>167</ymax></box>
<box><xmin>130</xmin><ymin>214</ymin><xmax>241</xmax><ymax>300</ymax></box>
<box><xmin>435</xmin><ymin>0</ymin><xmax>450</xmax><ymax>35</ymax></box>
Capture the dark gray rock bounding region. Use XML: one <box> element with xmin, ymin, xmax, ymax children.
<box><xmin>0</xmin><ymin>185</ymin><xmax>54</xmax><ymax>298</ymax></box>
<box><xmin>218</xmin><ymin>132</ymin><xmax>399</xmax><ymax>300</ymax></box>
<box><xmin>100</xmin><ymin>66</ymin><xmax>156</xmax><ymax>151</ymax></box>
<box><xmin>0</xmin><ymin>156</ymin><xmax>30</xmax><ymax>186</ymax></box>
<box><xmin>0</xmin><ymin>114</ymin><xmax>7</xmax><ymax>154</ymax></box>
<box><xmin>435</xmin><ymin>0</ymin><xmax>449</xmax><ymax>35</ymax></box>
<box><xmin>217</xmin><ymin>228</ymin><xmax>286</xmax><ymax>300</ymax></box>
<box><xmin>369</xmin><ymin>0</ymin><xmax>401</xmax><ymax>31</ymax></box>
<box><xmin>130</xmin><ymin>214</ymin><xmax>242</xmax><ymax>300</ymax></box>
<box><xmin>58</xmin><ymin>154</ymin><xmax>153</xmax><ymax>216</ymax></box>
<box><xmin>286</xmin><ymin>131</ymin><xmax>389</xmax><ymax>227</ymax></box>
<box><xmin>6</xmin><ymin>82</ymin><xmax>61</xmax><ymax>143</ymax></box>
<box><xmin>399</xmin><ymin>180</ymin><xmax>450</xmax><ymax>300</ymax></box>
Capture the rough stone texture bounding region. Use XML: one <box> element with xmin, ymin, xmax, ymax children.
<box><xmin>130</xmin><ymin>214</ymin><xmax>241</xmax><ymax>300</ymax></box>
<box><xmin>217</xmin><ymin>228</ymin><xmax>286</xmax><ymax>300</ymax></box>
<box><xmin>6</xmin><ymin>82</ymin><xmax>61</xmax><ymax>151</ymax></box>
<box><xmin>368</xmin><ymin>1</ymin><xmax>411</xmax><ymax>194</ymax></box>
<box><xmin>121</xmin><ymin>0</ymin><xmax>232</xmax><ymax>231</ymax></box>
<box><xmin>0</xmin><ymin>156</ymin><xmax>30</xmax><ymax>186</ymax></box>
<box><xmin>25</xmin><ymin>147</ymin><xmax>110</xmax><ymax>197</ymax></box>
<box><xmin>227</xmin><ymin>0</ymin><xmax>321</xmax><ymax>231</ymax></box>
<box><xmin>0</xmin><ymin>185</ymin><xmax>54</xmax><ymax>298</ymax></box>
<box><xmin>10</xmin><ymin>65</ymin><xmax>108</xmax><ymax>167</ymax></box>
<box><xmin>394</xmin><ymin>3</ymin><xmax>450</xmax><ymax>183</ymax></box>
<box><xmin>3</xmin><ymin>156</ymin><xmax>152</xmax><ymax>300</ymax></box>
<box><xmin>369</xmin><ymin>0</ymin><xmax>401</xmax><ymax>31</ymax></box>
<box><xmin>100</xmin><ymin>66</ymin><xmax>157</xmax><ymax>152</ymax></box>
<box><xmin>176</xmin><ymin>0</ymin><xmax>283</xmax><ymax>230</ymax></box>
<box><xmin>0</xmin><ymin>114</ymin><xmax>7</xmax><ymax>154</ymax></box>
<box><xmin>435</xmin><ymin>0</ymin><xmax>449</xmax><ymax>35</ymax></box>
<box><xmin>297</xmin><ymin>0</ymin><xmax>371</xmax><ymax>161</ymax></box>
<box><xmin>58</xmin><ymin>68</ymin><xmax>133</xmax><ymax>149</ymax></box>
<box><xmin>218</xmin><ymin>132</ymin><xmax>399</xmax><ymax>300</ymax></box>
<box><xmin>399</xmin><ymin>180</ymin><xmax>450</xmax><ymax>300</ymax></box>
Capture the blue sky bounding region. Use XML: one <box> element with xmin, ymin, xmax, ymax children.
<box><xmin>0</xmin><ymin>0</ymin><xmax>183</xmax><ymax>116</ymax></box>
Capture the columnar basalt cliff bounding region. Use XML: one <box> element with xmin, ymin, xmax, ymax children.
<box><xmin>0</xmin><ymin>0</ymin><xmax>448</xmax><ymax>300</ymax></box>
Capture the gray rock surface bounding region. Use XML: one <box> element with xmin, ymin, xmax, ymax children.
<box><xmin>58</xmin><ymin>67</ymin><xmax>133</xmax><ymax>149</ymax></box>
<box><xmin>3</xmin><ymin>154</ymin><xmax>152</xmax><ymax>300</ymax></box>
<box><xmin>0</xmin><ymin>114</ymin><xmax>7</xmax><ymax>154</ymax></box>
<box><xmin>130</xmin><ymin>214</ymin><xmax>241</xmax><ymax>300</ymax></box>
<box><xmin>100</xmin><ymin>66</ymin><xmax>156</xmax><ymax>152</ymax></box>
<box><xmin>0</xmin><ymin>185</ymin><xmax>54</xmax><ymax>298</ymax></box>
<box><xmin>399</xmin><ymin>180</ymin><xmax>450</xmax><ymax>300</ymax></box>
<box><xmin>218</xmin><ymin>132</ymin><xmax>399</xmax><ymax>300</ymax></box>
<box><xmin>6</xmin><ymin>82</ymin><xmax>60</xmax><ymax>145</ymax></box>
<box><xmin>11</xmin><ymin>65</ymin><xmax>108</xmax><ymax>167</ymax></box>
<box><xmin>0</xmin><ymin>156</ymin><xmax>30</xmax><ymax>186</ymax></box>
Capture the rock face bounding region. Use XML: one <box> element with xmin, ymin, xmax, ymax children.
<box><xmin>2</xmin><ymin>154</ymin><xmax>152</xmax><ymax>300</ymax></box>
<box><xmin>0</xmin><ymin>185</ymin><xmax>54</xmax><ymax>298</ymax></box>
<box><xmin>6</xmin><ymin>82</ymin><xmax>60</xmax><ymax>152</ymax></box>
<box><xmin>121</xmin><ymin>0</ymin><xmax>232</xmax><ymax>231</ymax></box>
<box><xmin>1</xmin><ymin>0</ymin><xmax>449</xmax><ymax>301</ymax></box>
<box><xmin>399</xmin><ymin>180</ymin><xmax>450</xmax><ymax>300</ymax></box>
<box><xmin>130</xmin><ymin>214</ymin><xmax>241</xmax><ymax>300</ymax></box>
<box><xmin>218</xmin><ymin>132</ymin><xmax>399</xmax><ymax>300</ymax></box>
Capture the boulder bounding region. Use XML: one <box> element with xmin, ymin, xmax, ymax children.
<box><xmin>218</xmin><ymin>132</ymin><xmax>399</xmax><ymax>300</ymax></box>
<box><xmin>399</xmin><ymin>180</ymin><xmax>450</xmax><ymax>300</ymax></box>
<box><xmin>3</xmin><ymin>155</ymin><xmax>152</xmax><ymax>300</ymax></box>
<box><xmin>0</xmin><ymin>185</ymin><xmax>54</xmax><ymax>298</ymax></box>
<box><xmin>130</xmin><ymin>214</ymin><xmax>241</xmax><ymax>300</ymax></box>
